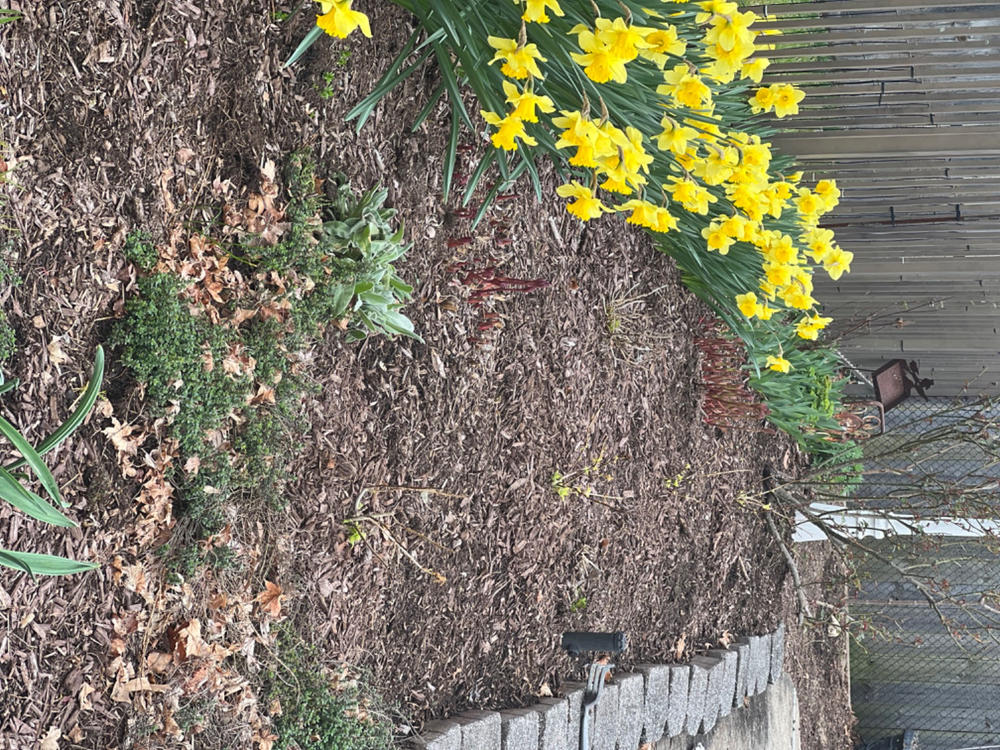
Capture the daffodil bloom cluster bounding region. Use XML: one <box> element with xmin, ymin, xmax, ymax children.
<box><xmin>471</xmin><ymin>1</ymin><xmax>844</xmax><ymax>373</ymax></box>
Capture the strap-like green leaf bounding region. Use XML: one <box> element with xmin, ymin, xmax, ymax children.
<box><xmin>0</xmin><ymin>414</ymin><xmax>62</xmax><ymax>506</ymax></box>
<box><xmin>0</xmin><ymin>378</ymin><xmax>19</xmax><ymax>397</ymax></box>
<box><xmin>0</xmin><ymin>548</ymin><xmax>97</xmax><ymax>576</ymax></box>
<box><xmin>442</xmin><ymin>99</ymin><xmax>461</xmax><ymax>203</ymax></box>
<box><xmin>283</xmin><ymin>25</ymin><xmax>325</xmax><ymax>68</ymax></box>
<box><xmin>6</xmin><ymin>345</ymin><xmax>105</xmax><ymax>479</ymax></box>
<box><xmin>0</xmin><ymin>467</ymin><xmax>75</xmax><ymax>527</ymax></box>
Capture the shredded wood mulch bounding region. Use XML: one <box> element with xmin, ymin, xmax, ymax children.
<box><xmin>0</xmin><ymin>2</ymin><xmax>854</xmax><ymax>748</ymax></box>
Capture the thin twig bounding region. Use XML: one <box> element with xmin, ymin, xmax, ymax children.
<box><xmin>764</xmin><ymin>511</ymin><xmax>813</xmax><ymax>626</ymax></box>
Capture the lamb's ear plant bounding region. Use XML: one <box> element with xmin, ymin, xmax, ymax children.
<box><xmin>0</xmin><ymin>345</ymin><xmax>104</xmax><ymax>577</ymax></box>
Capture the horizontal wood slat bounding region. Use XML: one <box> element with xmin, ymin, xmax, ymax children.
<box><xmin>762</xmin><ymin>3</ymin><xmax>1000</xmax><ymax>396</ymax></box>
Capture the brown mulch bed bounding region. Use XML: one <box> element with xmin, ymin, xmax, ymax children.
<box><xmin>0</xmin><ymin>2</ymin><xmax>853</xmax><ymax>747</ymax></box>
<box><xmin>782</xmin><ymin>541</ymin><xmax>857</xmax><ymax>750</ymax></box>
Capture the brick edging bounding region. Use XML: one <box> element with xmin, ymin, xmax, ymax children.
<box><xmin>411</xmin><ymin>623</ymin><xmax>786</xmax><ymax>749</ymax></box>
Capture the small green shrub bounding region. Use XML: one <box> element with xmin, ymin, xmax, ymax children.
<box><xmin>114</xmin><ymin>273</ymin><xmax>246</xmax><ymax>456</ymax></box>
<box><xmin>0</xmin><ymin>310</ymin><xmax>15</xmax><ymax>364</ymax></box>
<box><xmin>116</xmin><ymin>153</ymin><xmax>416</xmax><ymax>564</ymax></box>
<box><xmin>251</xmin><ymin>154</ymin><xmax>419</xmax><ymax>342</ymax></box>
<box><xmin>124</xmin><ymin>231</ymin><xmax>158</xmax><ymax>272</ymax></box>
<box><xmin>263</xmin><ymin>623</ymin><xmax>394</xmax><ymax>750</ymax></box>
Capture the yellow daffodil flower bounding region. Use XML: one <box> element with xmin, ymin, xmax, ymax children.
<box><xmin>815</xmin><ymin>179</ymin><xmax>841</xmax><ymax>211</ymax></box>
<box><xmin>487</xmin><ymin>36</ymin><xmax>547</xmax><ymax>79</ymax></box>
<box><xmin>666</xmin><ymin>176</ymin><xmax>717</xmax><ymax>215</ymax></box>
<box><xmin>654</xmin><ymin>117</ymin><xmax>698</xmax><ymax>156</ymax></box>
<box><xmin>502</xmin><ymin>81</ymin><xmax>555</xmax><ymax>123</ymax></box>
<box><xmin>740</xmin><ymin>57</ymin><xmax>770</xmax><ymax>83</ymax></box>
<box><xmin>756</xmin><ymin>304</ymin><xmax>777</xmax><ymax>321</ymax></box>
<box><xmin>772</xmin><ymin>83</ymin><xmax>805</xmax><ymax>118</ymax></box>
<box><xmin>640</xmin><ymin>25</ymin><xmax>686</xmax><ymax>68</ymax></box>
<box><xmin>480</xmin><ymin>111</ymin><xmax>537</xmax><ymax>151</ymax></box>
<box><xmin>795</xmin><ymin>313</ymin><xmax>831</xmax><ymax>341</ymax></box>
<box><xmin>749</xmin><ymin>86</ymin><xmax>774</xmax><ymax>114</ymax></box>
<box><xmin>736</xmin><ymin>291</ymin><xmax>759</xmax><ymax>318</ymax></box>
<box><xmin>651</xmin><ymin>206</ymin><xmax>679</xmax><ymax>233</ymax></box>
<box><xmin>316</xmin><ymin>0</ymin><xmax>371</xmax><ymax>38</ymax></box>
<box><xmin>569</xmin><ymin>28</ymin><xmax>630</xmax><ymax>84</ymax></box>
<box><xmin>556</xmin><ymin>181</ymin><xmax>613</xmax><ymax>221</ymax></box>
<box><xmin>695</xmin><ymin>0</ymin><xmax>739</xmax><ymax>23</ymax></box>
<box><xmin>823</xmin><ymin>248</ymin><xmax>853</xmax><ymax>280</ymax></box>
<box><xmin>659</xmin><ymin>64</ymin><xmax>713</xmax><ymax>109</ymax></box>
<box><xmin>766</xmin><ymin>354</ymin><xmax>791</xmax><ymax>373</ymax></box>
<box><xmin>515</xmin><ymin>0</ymin><xmax>564</xmax><ymax>24</ymax></box>
<box><xmin>702</xmin><ymin>221</ymin><xmax>736</xmax><ymax>254</ymax></box>
<box><xmin>593</xmin><ymin>17</ymin><xmax>654</xmax><ymax>63</ymax></box>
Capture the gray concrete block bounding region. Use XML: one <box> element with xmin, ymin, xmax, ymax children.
<box><xmin>636</xmin><ymin>663</ymin><xmax>671</xmax><ymax>744</ymax></box>
<box><xmin>684</xmin><ymin>660</ymin><xmax>708</xmax><ymax>737</ymax></box>
<box><xmin>709</xmin><ymin>648</ymin><xmax>738</xmax><ymax>719</ymax></box>
<box><xmin>593</xmin><ymin>682</ymin><xmax>619</xmax><ymax>750</ymax></box>
<box><xmin>769</xmin><ymin>624</ymin><xmax>786</xmax><ymax>684</ymax></box>
<box><xmin>500</xmin><ymin>708</ymin><xmax>539</xmax><ymax>750</ymax></box>
<box><xmin>457</xmin><ymin>711</ymin><xmax>501</xmax><ymax>750</ymax></box>
<box><xmin>413</xmin><ymin>719</ymin><xmax>463</xmax><ymax>750</ymax></box>
<box><xmin>691</xmin><ymin>655</ymin><xmax>724</xmax><ymax>735</ymax></box>
<box><xmin>665</xmin><ymin>665</ymin><xmax>690</xmax><ymax>738</ymax></box>
<box><xmin>615</xmin><ymin>672</ymin><xmax>644</xmax><ymax>750</ymax></box>
<box><xmin>564</xmin><ymin>682</ymin><xmax>586</xmax><ymax>750</ymax></box>
<box><xmin>746</xmin><ymin>636</ymin><xmax>764</xmax><ymax>698</ymax></box>
<box><xmin>654</xmin><ymin>733</ymin><xmax>689</xmax><ymax>750</ymax></box>
<box><xmin>754</xmin><ymin>633</ymin><xmax>773</xmax><ymax>696</ymax></box>
<box><xmin>733</xmin><ymin>639</ymin><xmax>752</xmax><ymax>708</ymax></box>
<box><xmin>532</xmin><ymin>698</ymin><xmax>568</xmax><ymax>750</ymax></box>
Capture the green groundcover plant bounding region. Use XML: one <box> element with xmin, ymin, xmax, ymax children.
<box><xmin>288</xmin><ymin>0</ymin><xmax>857</xmax><ymax>460</ymax></box>
<box><xmin>116</xmin><ymin>154</ymin><xmax>417</xmax><ymax>558</ymax></box>
<box><xmin>0</xmin><ymin>346</ymin><xmax>104</xmax><ymax>576</ymax></box>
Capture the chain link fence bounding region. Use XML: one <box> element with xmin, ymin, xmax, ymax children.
<box><xmin>849</xmin><ymin>397</ymin><xmax>1000</xmax><ymax>750</ymax></box>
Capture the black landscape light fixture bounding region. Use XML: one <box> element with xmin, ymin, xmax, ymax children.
<box><xmin>561</xmin><ymin>632</ymin><xmax>628</xmax><ymax>750</ymax></box>
<box><xmin>561</xmin><ymin>631</ymin><xmax>628</xmax><ymax>656</ymax></box>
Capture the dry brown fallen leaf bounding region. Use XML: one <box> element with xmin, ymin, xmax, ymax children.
<box><xmin>39</xmin><ymin>726</ymin><xmax>61</xmax><ymax>750</ymax></box>
<box><xmin>47</xmin><ymin>335</ymin><xmax>69</xmax><ymax>365</ymax></box>
<box><xmin>184</xmin><ymin>455</ymin><xmax>201</xmax><ymax>475</ymax></box>
<box><xmin>147</xmin><ymin>651</ymin><xmax>172</xmax><ymax>674</ymax></box>
<box><xmin>256</xmin><ymin>581</ymin><xmax>284</xmax><ymax>618</ymax></box>
<box><xmin>674</xmin><ymin>632</ymin><xmax>687</xmax><ymax>661</ymax></box>
<box><xmin>719</xmin><ymin>630</ymin><xmax>733</xmax><ymax>648</ymax></box>
<box><xmin>78</xmin><ymin>682</ymin><xmax>95</xmax><ymax>711</ymax></box>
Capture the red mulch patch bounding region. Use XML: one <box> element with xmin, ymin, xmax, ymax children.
<box><xmin>0</xmin><ymin>2</ymin><xmax>854</xmax><ymax>747</ymax></box>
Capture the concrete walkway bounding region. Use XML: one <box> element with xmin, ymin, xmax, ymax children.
<box><xmin>657</xmin><ymin>673</ymin><xmax>801</xmax><ymax>750</ymax></box>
